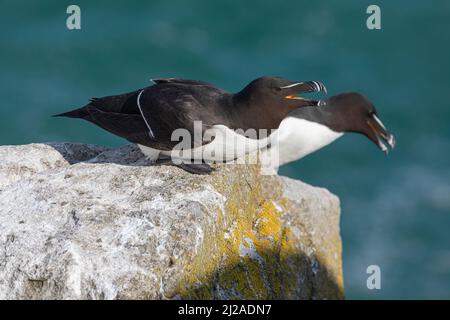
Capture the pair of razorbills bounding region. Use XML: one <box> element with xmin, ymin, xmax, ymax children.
<box><xmin>55</xmin><ymin>77</ymin><xmax>395</xmax><ymax>175</ymax></box>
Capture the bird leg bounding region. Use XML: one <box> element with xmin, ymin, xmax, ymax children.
<box><xmin>154</xmin><ymin>156</ymin><xmax>214</xmax><ymax>175</ymax></box>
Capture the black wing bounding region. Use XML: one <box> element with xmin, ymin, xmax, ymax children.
<box><xmin>136</xmin><ymin>85</ymin><xmax>222</xmax><ymax>148</ymax></box>
<box><xmin>151</xmin><ymin>78</ymin><xmax>213</xmax><ymax>86</ymax></box>
<box><xmin>56</xmin><ymin>81</ymin><xmax>226</xmax><ymax>150</ymax></box>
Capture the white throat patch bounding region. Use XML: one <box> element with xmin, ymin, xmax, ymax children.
<box><xmin>261</xmin><ymin>117</ymin><xmax>343</xmax><ymax>172</ymax></box>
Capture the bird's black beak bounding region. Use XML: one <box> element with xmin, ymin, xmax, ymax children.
<box><xmin>367</xmin><ymin>113</ymin><xmax>396</xmax><ymax>154</ymax></box>
<box><xmin>280</xmin><ymin>81</ymin><xmax>327</xmax><ymax>104</ymax></box>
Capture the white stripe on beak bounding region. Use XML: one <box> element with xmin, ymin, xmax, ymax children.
<box><xmin>312</xmin><ymin>81</ymin><xmax>327</xmax><ymax>94</ymax></box>
<box><xmin>373</xmin><ymin>114</ymin><xmax>387</xmax><ymax>131</ymax></box>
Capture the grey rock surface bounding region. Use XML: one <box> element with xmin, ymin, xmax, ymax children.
<box><xmin>0</xmin><ymin>143</ymin><xmax>343</xmax><ymax>299</ymax></box>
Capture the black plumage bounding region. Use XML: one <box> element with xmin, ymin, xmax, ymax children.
<box><xmin>55</xmin><ymin>77</ymin><xmax>326</xmax><ymax>153</ymax></box>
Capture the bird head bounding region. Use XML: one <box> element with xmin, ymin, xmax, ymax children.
<box><xmin>320</xmin><ymin>92</ymin><xmax>396</xmax><ymax>153</ymax></box>
<box><xmin>236</xmin><ymin>76</ymin><xmax>327</xmax><ymax>109</ymax></box>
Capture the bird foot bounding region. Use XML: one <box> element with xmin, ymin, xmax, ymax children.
<box><xmin>154</xmin><ymin>158</ymin><xmax>214</xmax><ymax>175</ymax></box>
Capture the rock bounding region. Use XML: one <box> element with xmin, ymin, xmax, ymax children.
<box><xmin>0</xmin><ymin>143</ymin><xmax>343</xmax><ymax>300</ymax></box>
<box><xmin>0</xmin><ymin>143</ymin><xmax>109</xmax><ymax>191</ymax></box>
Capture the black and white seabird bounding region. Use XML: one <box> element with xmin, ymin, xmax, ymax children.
<box><xmin>54</xmin><ymin>77</ymin><xmax>327</xmax><ymax>174</ymax></box>
<box><xmin>260</xmin><ymin>92</ymin><xmax>396</xmax><ymax>173</ymax></box>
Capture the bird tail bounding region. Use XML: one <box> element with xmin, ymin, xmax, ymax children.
<box><xmin>52</xmin><ymin>106</ymin><xmax>89</xmax><ymax>119</ymax></box>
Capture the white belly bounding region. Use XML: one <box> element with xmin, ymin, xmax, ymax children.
<box><xmin>260</xmin><ymin>117</ymin><xmax>343</xmax><ymax>173</ymax></box>
<box><xmin>139</xmin><ymin>125</ymin><xmax>274</xmax><ymax>163</ymax></box>
<box><xmin>138</xmin><ymin>145</ymin><xmax>161</xmax><ymax>161</ymax></box>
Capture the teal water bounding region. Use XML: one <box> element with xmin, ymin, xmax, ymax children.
<box><xmin>1</xmin><ymin>1</ymin><xmax>449</xmax><ymax>299</ymax></box>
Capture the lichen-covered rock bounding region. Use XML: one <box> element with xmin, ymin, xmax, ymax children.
<box><xmin>0</xmin><ymin>143</ymin><xmax>343</xmax><ymax>300</ymax></box>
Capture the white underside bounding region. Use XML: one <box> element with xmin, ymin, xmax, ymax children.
<box><xmin>138</xmin><ymin>125</ymin><xmax>273</xmax><ymax>163</ymax></box>
<box><xmin>260</xmin><ymin>117</ymin><xmax>343</xmax><ymax>173</ymax></box>
<box><xmin>138</xmin><ymin>119</ymin><xmax>343</xmax><ymax>173</ymax></box>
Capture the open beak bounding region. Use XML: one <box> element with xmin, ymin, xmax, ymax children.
<box><xmin>281</xmin><ymin>81</ymin><xmax>327</xmax><ymax>102</ymax></box>
<box><xmin>367</xmin><ymin>114</ymin><xmax>396</xmax><ymax>154</ymax></box>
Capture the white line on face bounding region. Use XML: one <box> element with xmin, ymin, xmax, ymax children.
<box><xmin>279</xmin><ymin>82</ymin><xmax>304</xmax><ymax>89</ymax></box>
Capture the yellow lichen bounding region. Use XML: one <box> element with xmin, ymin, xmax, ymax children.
<box><xmin>174</xmin><ymin>163</ymin><xmax>343</xmax><ymax>299</ymax></box>
<box><xmin>255</xmin><ymin>201</ymin><xmax>282</xmax><ymax>239</ymax></box>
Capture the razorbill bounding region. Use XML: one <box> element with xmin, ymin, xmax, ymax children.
<box><xmin>260</xmin><ymin>92</ymin><xmax>396</xmax><ymax>174</ymax></box>
<box><xmin>54</xmin><ymin>77</ymin><xmax>327</xmax><ymax>174</ymax></box>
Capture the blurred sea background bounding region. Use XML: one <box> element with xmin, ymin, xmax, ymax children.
<box><xmin>0</xmin><ymin>0</ymin><xmax>449</xmax><ymax>299</ymax></box>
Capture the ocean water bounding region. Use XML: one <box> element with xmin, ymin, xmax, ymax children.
<box><xmin>0</xmin><ymin>1</ymin><xmax>449</xmax><ymax>299</ymax></box>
